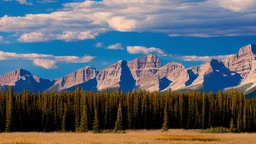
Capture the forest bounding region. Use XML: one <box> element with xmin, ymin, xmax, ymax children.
<box><xmin>0</xmin><ymin>87</ymin><xmax>256</xmax><ymax>132</ymax></box>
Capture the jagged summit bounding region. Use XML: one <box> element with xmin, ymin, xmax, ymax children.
<box><xmin>0</xmin><ymin>68</ymin><xmax>53</xmax><ymax>92</ymax></box>
<box><xmin>97</xmin><ymin>60</ymin><xmax>135</xmax><ymax>92</ymax></box>
<box><xmin>238</xmin><ymin>44</ymin><xmax>256</xmax><ymax>55</ymax></box>
<box><xmin>47</xmin><ymin>66</ymin><xmax>98</xmax><ymax>92</ymax></box>
<box><xmin>2</xmin><ymin>44</ymin><xmax>256</xmax><ymax>96</ymax></box>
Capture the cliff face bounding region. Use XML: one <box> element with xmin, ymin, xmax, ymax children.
<box><xmin>156</xmin><ymin>62</ymin><xmax>185</xmax><ymax>81</ymax></box>
<box><xmin>97</xmin><ymin>60</ymin><xmax>135</xmax><ymax>92</ymax></box>
<box><xmin>47</xmin><ymin>66</ymin><xmax>98</xmax><ymax>92</ymax></box>
<box><xmin>127</xmin><ymin>54</ymin><xmax>163</xmax><ymax>91</ymax></box>
<box><xmin>224</xmin><ymin>44</ymin><xmax>256</xmax><ymax>78</ymax></box>
<box><xmin>168</xmin><ymin>59</ymin><xmax>242</xmax><ymax>92</ymax></box>
<box><xmin>0</xmin><ymin>68</ymin><xmax>54</xmax><ymax>92</ymax></box>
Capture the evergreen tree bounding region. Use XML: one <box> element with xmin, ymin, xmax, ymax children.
<box><xmin>162</xmin><ymin>100</ymin><xmax>169</xmax><ymax>131</ymax></box>
<box><xmin>230</xmin><ymin>117</ymin><xmax>235</xmax><ymax>132</ymax></box>
<box><xmin>78</xmin><ymin>105</ymin><xmax>88</xmax><ymax>132</ymax></box>
<box><xmin>114</xmin><ymin>102</ymin><xmax>123</xmax><ymax>132</ymax></box>
<box><xmin>5</xmin><ymin>87</ymin><xmax>13</xmax><ymax>132</ymax></box>
<box><xmin>93</xmin><ymin>108</ymin><xmax>100</xmax><ymax>133</ymax></box>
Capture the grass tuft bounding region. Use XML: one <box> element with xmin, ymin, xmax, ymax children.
<box><xmin>156</xmin><ymin>135</ymin><xmax>218</xmax><ymax>142</ymax></box>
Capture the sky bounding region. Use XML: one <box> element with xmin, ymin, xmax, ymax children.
<box><xmin>0</xmin><ymin>0</ymin><xmax>256</xmax><ymax>79</ymax></box>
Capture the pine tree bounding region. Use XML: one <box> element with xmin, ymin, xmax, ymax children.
<box><xmin>114</xmin><ymin>102</ymin><xmax>123</xmax><ymax>132</ymax></box>
<box><xmin>93</xmin><ymin>108</ymin><xmax>100</xmax><ymax>133</ymax></box>
<box><xmin>78</xmin><ymin>105</ymin><xmax>88</xmax><ymax>132</ymax></box>
<box><xmin>230</xmin><ymin>117</ymin><xmax>235</xmax><ymax>132</ymax></box>
<box><xmin>61</xmin><ymin>103</ymin><xmax>67</xmax><ymax>132</ymax></box>
<box><xmin>5</xmin><ymin>87</ymin><xmax>13</xmax><ymax>132</ymax></box>
<box><xmin>162</xmin><ymin>100</ymin><xmax>169</xmax><ymax>131</ymax></box>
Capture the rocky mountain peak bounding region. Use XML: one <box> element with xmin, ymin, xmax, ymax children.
<box><xmin>157</xmin><ymin>62</ymin><xmax>185</xmax><ymax>81</ymax></box>
<box><xmin>0</xmin><ymin>68</ymin><xmax>32</xmax><ymax>86</ymax></box>
<box><xmin>47</xmin><ymin>66</ymin><xmax>97</xmax><ymax>92</ymax></box>
<box><xmin>128</xmin><ymin>54</ymin><xmax>162</xmax><ymax>71</ymax></box>
<box><xmin>224</xmin><ymin>44</ymin><xmax>256</xmax><ymax>78</ymax></box>
<box><xmin>97</xmin><ymin>60</ymin><xmax>135</xmax><ymax>92</ymax></box>
<box><xmin>238</xmin><ymin>44</ymin><xmax>256</xmax><ymax>56</ymax></box>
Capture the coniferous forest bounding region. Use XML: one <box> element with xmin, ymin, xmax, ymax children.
<box><xmin>0</xmin><ymin>87</ymin><xmax>256</xmax><ymax>132</ymax></box>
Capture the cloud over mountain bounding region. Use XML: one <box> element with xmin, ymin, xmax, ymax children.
<box><xmin>127</xmin><ymin>46</ymin><xmax>166</xmax><ymax>56</ymax></box>
<box><xmin>0</xmin><ymin>0</ymin><xmax>255</xmax><ymax>42</ymax></box>
<box><xmin>0</xmin><ymin>50</ymin><xmax>95</xmax><ymax>69</ymax></box>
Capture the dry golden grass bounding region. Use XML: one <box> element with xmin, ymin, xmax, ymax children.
<box><xmin>0</xmin><ymin>129</ymin><xmax>255</xmax><ymax>144</ymax></box>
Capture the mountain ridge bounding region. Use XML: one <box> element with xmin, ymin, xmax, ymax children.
<box><xmin>1</xmin><ymin>44</ymin><xmax>256</xmax><ymax>96</ymax></box>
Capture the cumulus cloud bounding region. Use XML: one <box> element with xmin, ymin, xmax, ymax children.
<box><xmin>55</xmin><ymin>55</ymin><xmax>95</xmax><ymax>63</ymax></box>
<box><xmin>171</xmin><ymin>54</ymin><xmax>233</xmax><ymax>62</ymax></box>
<box><xmin>107</xmin><ymin>43</ymin><xmax>124</xmax><ymax>50</ymax></box>
<box><xmin>0</xmin><ymin>50</ymin><xmax>95</xmax><ymax>69</ymax></box>
<box><xmin>33</xmin><ymin>59</ymin><xmax>57</xmax><ymax>69</ymax></box>
<box><xmin>217</xmin><ymin>0</ymin><xmax>254</xmax><ymax>12</ymax></box>
<box><xmin>127</xmin><ymin>46</ymin><xmax>167</xmax><ymax>56</ymax></box>
<box><xmin>1</xmin><ymin>0</ymin><xmax>256</xmax><ymax>42</ymax></box>
<box><xmin>4</xmin><ymin>0</ymin><xmax>32</xmax><ymax>5</ymax></box>
<box><xmin>18</xmin><ymin>31</ymin><xmax>96</xmax><ymax>43</ymax></box>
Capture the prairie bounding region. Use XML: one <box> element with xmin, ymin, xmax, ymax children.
<box><xmin>0</xmin><ymin>129</ymin><xmax>255</xmax><ymax>144</ymax></box>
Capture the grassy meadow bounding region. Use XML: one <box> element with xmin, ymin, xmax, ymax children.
<box><xmin>0</xmin><ymin>130</ymin><xmax>256</xmax><ymax>144</ymax></box>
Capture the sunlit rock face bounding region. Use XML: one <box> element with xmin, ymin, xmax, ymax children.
<box><xmin>224</xmin><ymin>44</ymin><xmax>256</xmax><ymax>78</ymax></box>
<box><xmin>169</xmin><ymin>59</ymin><xmax>242</xmax><ymax>92</ymax></box>
<box><xmin>127</xmin><ymin>54</ymin><xmax>163</xmax><ymax>92</ymax></box>
<box><xmin>47</xmin><ymin>66</ymin><xmax>98</xmax><ymax>92</ymax></box>
<box><xmin>156</xmin><ymin>62</ymin><xmax>185</xmax><ymax>81</ymax></box>
<box><xmin>97</xmin><ymin>60</ymin><xmax>135</xmax><ymax>92</ymax></box>
<box><xmin>0</xmin><ymin>68</ymin><xmax>54</xmax><ymax>92</ymax></box>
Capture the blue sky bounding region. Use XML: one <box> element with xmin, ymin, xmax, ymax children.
<box><xmin>0</xmin><ymin>0</ymin><xmax>256</xmax><ymax>79</ymax></box>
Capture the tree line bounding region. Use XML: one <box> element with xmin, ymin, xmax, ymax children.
<box><xmin>0</xmin><ymin>87</ymin><xmax>256</xmax><ymax>132</ymax></box>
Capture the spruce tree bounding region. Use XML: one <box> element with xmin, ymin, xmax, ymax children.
<box><xmin>5</xmin><ymin>87</ymin><xmax>13</xmax><ymax>132</ymax></box>
<box><xmin>114</xmin><ymin>102</ymin><xmax>123</xmax><ymax>132</ymax></box>
<box><xmin>78</xmin><ymin>105</ymin><xmax>88</xmax><ymax>132</ymax></box>
<box><xmin>93</xmin><ymin>108</ymin><xmax>100</xmax><ymax>133</ymax></box>
<box><xmin>230</xmin><ymin>117</ymin><xmax>235</xmax><ymax>132</ymax></box>
<box><xmin>162</xmin><ymin>101</ymin><xmax>169</xmax><ymax>131</ymax></box>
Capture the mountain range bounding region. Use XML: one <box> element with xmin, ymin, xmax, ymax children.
<box><xmin>1</xmin><ymin>44</ymin><xmax>256</xmax><ymax>97</ymax></box>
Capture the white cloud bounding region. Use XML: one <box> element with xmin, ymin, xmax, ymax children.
<box><xmin>95</xmin><ymin>42</ymin><xmax>104</xmax><ymax>48</ymax></box>
<box><xmin>1</xmin><ymin>0</ymin><xmax>256</xmax><ymax>42</ymax></box>
<box><xmin>4</xmin><ymin>0</ymin><xmax>32</xmax><ymax>5</ymax></box>
<box><xmin>127</xmin><ymin>46</ymin><xmax>167</xmax><ymax>56</ymax></box>
<box><xmin>172</xmin><ymin>54</ymin><xmax>233</xmax><ymax>62</ymax></box>
<box><xmin>55</xmin><ymin>55</ymin><xmax>95</xmax><ymax>63</ymax></box>
<box><xmin>107</xmin><ymin>43</ymin><xmax>124</xmax><ymax>50</ymax></box>
<box><xmin>33</xmin><ymin>59</ymin><xmax>57</xmax><ymax>69</ymax></box>
<box><xmin>107</xmin><ymin>17</ymin><xmax>137</xmax><ymax>32</ymax></box>
<box><xmin>18</xmin><ymin>31</ymin><xmax>96</xmax><ymax>43</ymax></box>
<box><xmin>36</xmin><ymin>0</ymin><xmax>57</xmax><ymax>3</ymax></box>
<box><xmin>0</xmin><ymin>50</ymin><xmax>95</xmax><ymax>69</ymax></box>
<box><xmin>217</xmin><ymin>0</ymin><xmax>254</xmax><ymax>12</ymax></box>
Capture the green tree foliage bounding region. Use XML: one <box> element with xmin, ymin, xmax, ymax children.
<box><xmin>93</xmin><ymin>108</ymin><xmax>100</xmax><ymax>133</ymax></box>
<box><xmin>162</xmin><ymin>102</ymin><xmax>169</xmax><ymax>131</ymax></box>
<box><xmin>0</xmin><ymin>87</ymin><xmax>255</xmax><ymax>132</ymax></box>
<box><xmin>5</xmin><ymin>87</ymin><xmax>13</xmax><ymax>132</ymax></box>
<box><xmin>78</xmin><ymin>105</ymin><xmax>88</xmax><ymax>132</ymax></box>
<box><xmin>114</xmin><ymin>102</ymin><xmax>123</xmax><ymax>132</ymax></box>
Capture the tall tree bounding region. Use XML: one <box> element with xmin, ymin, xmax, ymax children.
<box><xmin>93</xmin><ymin>108</ymin><xmax>100</xmax><ymax>133</ymax></box>
<box><xmin>5</xmin><ymin>87</ymin><xmax>13</xmax><ymax>132</ymax></box>
<box><xmin>78</xmin><ymin>105</ymin><xmax>88</xmax><ymax>132</ymax></box>
<box><xmin>162</xmin><ymin>98</ymin><xmax>169</xmax><ymax>131</ymax></box>
<box><xmin>114</xmin><ymin>102</ymin><xmax>123</xmax><ymax>132</ymax></box>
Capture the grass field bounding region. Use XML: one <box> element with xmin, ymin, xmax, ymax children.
<box><xmin>0</xmin><ymin>129</ymin><xmax>255</xmax><ymax>144</ymax></box>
